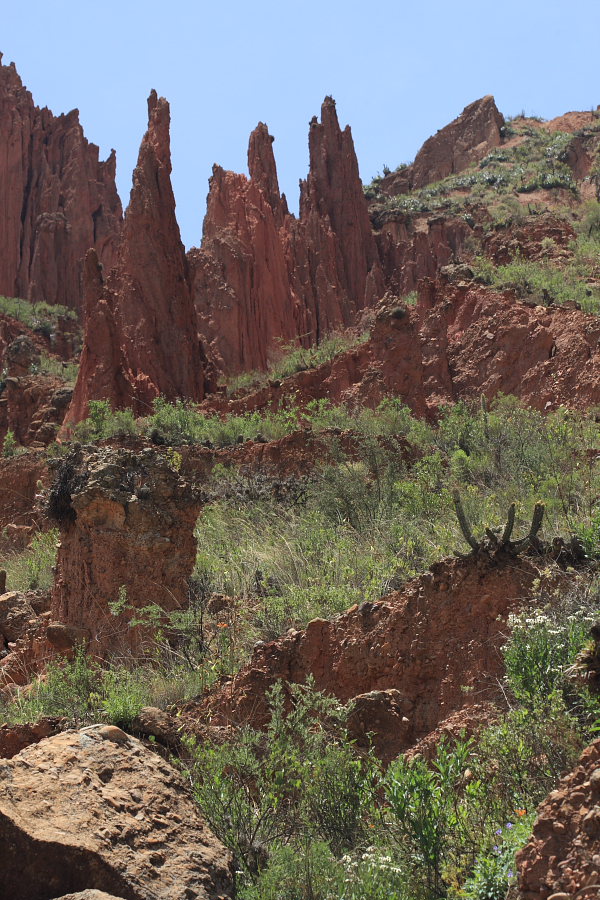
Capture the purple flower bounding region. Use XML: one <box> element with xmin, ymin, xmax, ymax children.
<box><xmin>505</xmin><ymin>822</ymin><xmax>514</xmax><ymax>829</ymax></box>
<box><xmin>507</xmin><ymin>869</ymin><xmax>514</xmax><ymax>879</ymax></box>
<box><xmin>493</xmin><ymin>845</ymin><xmax>500</xmax><ymax>853</ymax></box>
<box><xmin>495</xmin><ymin>829</ymin><xmax>502</xmax><ymax>835</ymax></box>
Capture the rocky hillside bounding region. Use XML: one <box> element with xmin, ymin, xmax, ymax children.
<box><xmin>1</xmin><ymin>56</ymin><xmax>600</xmax><ymax>899</ymax></box>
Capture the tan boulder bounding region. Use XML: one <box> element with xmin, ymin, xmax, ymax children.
<box><xmin>0</xmin><ymin>726</ymin><xmax>234</xmax><ymax>900</ymax></box>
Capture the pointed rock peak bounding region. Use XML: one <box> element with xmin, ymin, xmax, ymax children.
<box><xmin>147</xmin><ymin>88</ymin><xmax>159</xmax><ymax>115</ymax></box>
<box><xmin>411</xmin><ymin>94</ymin><xmax>504</xmax><ymax>189</ymax></box>
<box><xmin>143</xmin><ymin>89</ymin><xmax>171</xmax><ymax>170</ymax></box>
<box><xmin>320</xmin><ymin>95</ymin><xmax>340</xmax><ymax>127</ymax></box>
<box><xmin>248</xmin><ymin>122</ymin><xmax>281</xmax><ymax>210</ymax></box>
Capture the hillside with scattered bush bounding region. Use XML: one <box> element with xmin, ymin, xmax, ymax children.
<box><xmin>1</xmin><ymin>60</ymin><xmax>600</xmax><ymax>899</ymax></box>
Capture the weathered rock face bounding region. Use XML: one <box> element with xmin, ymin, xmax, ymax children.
<box><xmin>299</xmin><ymin>96</ymin><xmax>383</xmax><ymax>315</ymax></box>
<box><xmin>192</xmin><ymin>552</ymin><xmax>558</xmax><ymax>763</ymax></box>
<box><xmin>0</xmin><ymin>310</ymin><xmax>79</xmax><ymax>446</ymax></box>
<box><xmin>0</xmin><ymin>717</ymin><xmax>64</xmax><ymax>759</ymax></box>
<box><xmin>190</xmin><ymin>159</ymin><xmax>304</xmax><ymax>374</ymax></box>
<box><xmin>2</xmin><ymin>376</ymin><xmax>72</xmax><ymax>447</ymax></box>
<box><xmin>65</xmin><ymin>93</ymin><xmax>205</xmax><ymax>423</ymax></box>
<box><xmin>49</xmin><ymin>447</ymin><xmax>203</xmax><ymax>655</ymax></box>
<box><xmin>1</xmin><ymin>333</ymin><xmax>73</xmax><ymax>445</ymax></box>
<box><xmin>483</xmin><ymin>213</ymin><xmax>577</xmax><ymax>265</ymax></box>
<box><xmin>380</xmin><ymin>95</ymin><xmax>504</xmax><ymax>195</ymax></box>
<box><xmin>0</xmin><ymin>453</ymin><xmax>48</xmax><ymax>543</ymax></box>
<box><xmin>190</xmin><ymin>98</ymin><xmax>384</xmax><ymax>374</ymax></box>
<box><xmin>517</xmin><ymin>738</ymin><xmax>600</xmax><ymax>899</ymax></box>
<box><xmin>0</xmin><ymin>726</ymin><xmax>234</xmax><ymax>900</ymax></box>
<box><xmin>375</xmin><ymin>214</ymin><xmax>470</xmax><ymax>294</ymax></box>
<box><xmin>201</xmin><ymin>277</ymin><xmax>600</xmax><ymax>419</ymax></box>
<box><xmin>0</xmin><ymin>589</ymin><xmax>51</xmax><ymax>685</ymax></box>
<box><xmin>0</xmin><ymin>55</ymin><xmax>122</xmax><ymax>310</ymax></box>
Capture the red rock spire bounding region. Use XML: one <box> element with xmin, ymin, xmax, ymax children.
<box><xmin>0</xmin><ymin>55</ymin><xmax>122</xmax><ymax>310</ymax></box>
<box><xmin>64</xmin><ymin>93</ymin><xmax>204</xmax><ymax>425</ymax></box>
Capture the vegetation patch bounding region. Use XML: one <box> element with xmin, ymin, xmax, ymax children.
<box><xmin>0</xmin><ymin>295</ymin><xmax>77</xmax><ymax>335</ymax></box>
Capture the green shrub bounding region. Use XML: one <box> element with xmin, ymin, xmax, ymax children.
<box><xmin>223</xmin><ymin>330</ymin><xmax>370</xmax><ymax>397</ymax></box>
<box><xmin>33</xmin><ymin>354</ymin><xmax>79</xmax><ymax>385</ymax></box>
<box><xmin>74</xmin><ymin>400</ymin><xmax>137</xmax><ymax>442</ymax></box>
<box><xmin>461</xmin><ymin>815</ymin><xmax>533</xmax><ymax>900</ymax></box>
<box><xmin>384</xmin><ymin>737</ymin><xmax>472</xmax><ymax>898</ymax></box>
<box><xmin>1</xmin><ymin>529</ymin><xmax>59</xmax><ymax>591</ymax></box>
<box><xmin>0</xmin><ymin>295</ymin><xmax>77</xmax><ymax>331</ymax></box>
<box><xmin>472</xmin><ymin>250</ymin><xmax>600</xmax><ymax>314</ymax></box>
<box><xmin>0</xmin><ymin>643</ymin><xmax>210</xmax><ymax>727</ymax></box>
<box><xmin>183</xmin><ymin>680</ymin><xmax>377</xmax><ymax>885</ymax></box>
<box><xmin>2</xmin><ymin>430</ymin><xmax>17</xmax><ymax>458</ymax></box>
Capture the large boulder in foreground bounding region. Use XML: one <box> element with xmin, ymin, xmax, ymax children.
<box><xmin>0</xmin><ymin>726</ymin><xmax>234</xmax><ymax>900</ymax></box>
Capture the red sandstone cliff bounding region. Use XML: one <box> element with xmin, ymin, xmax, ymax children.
<box><xmin>64</xmin><ymin>93</ymin><xmax>204</xmax><ymax>424</ymax></box>
<box><xmin>190</xmin><ymin>97</ymin><xmax>508</xmax><ymax>378</ymax></box>
<box><xmin>190</xmin><ymin>98</ymin><xmax>384</xmax><ymax>374</ymax></box>
<box><xmin>0</xmin><ymin>55</ymin><xmax>122</xmax><ymax>310</ymax></box>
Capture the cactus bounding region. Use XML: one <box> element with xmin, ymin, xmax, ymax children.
<box><xmin>500</xmin><ymin>502</ymin><xmax>516</xmax><ymax>545</ymax></box>
<box><xmin>480</xmin><ymin>394</ymin><xmax>489</xmax><ymax>440</ymax></box>
<box><xmin>453</xmin><ymin>492</ymin><xmax>545</xmax><ymax>554</ymax></box>
<box><xmin>452</xmin><ymin>490</ymin><xmax>479</xmax><ymax>550</ymax></box>
<box><xmin>512</xmin><ymin>502</ymin><xmax>545</xmax><ymax>551</ymax></box>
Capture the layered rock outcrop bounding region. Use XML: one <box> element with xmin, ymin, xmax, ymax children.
<box><xmin>190</xmin><ymin>98</ymin><xmax>384</xmax><ymax>374</ymax></box>
<box><xmin>517</xmin><ymin>738</ymin><xmax>600</xmax><ymax>899</ymax></box>
<box><xmin>0</xmin><ymin>55</ymin><xmax>122</xmax><ymax>310</ymax></box>
<box><xmin>0</xmin><ymin>726</ymin><xmax>234</xmax><ymax>900</ymax></box>
<box><xmin>0</xmin><ymin>453</ymin><xmax>48</xmax><ymax>542</ymax></box>
<box><xmin>49</xmin><ymin>447</ymin><xmax>203</xmax><ymax>656</ymax></box>
<box><xmin>0</xmin><ymin>333</ymin><xmax>73</xmax><ymax>446</ymax></box>
<box><xmin>64</xmin><ymin>93</ymin><xmax>205</xmax><ymax>423</ymax></box>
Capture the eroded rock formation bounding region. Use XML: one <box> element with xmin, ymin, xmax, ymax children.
<box><xmin>0</xmin><ymin>726</ymin><xmax>234</xmax><ymax>900</ymax></box>
<box><xmin>201</xmin><ymin>277</ymin><xmax>600</xmax><ymax>418</ymax></box>
<box><xmin>64</xmin><ymin>93</ymin><xmax>205</xmax><ymax>423</ymax></box>
<box><xmin>379</xmin><ymin>95</ymin><xmax>505</xmax><ymax>195</ymax></box>
<box><xmin>517</xmin><ymin>738</ymin><xmax>600</xmax><ymax>899</ymax></box>
<box><xmin>49</xmin><ymin>446</ymin><xmax>203</xmax><ymax>655</ymax></box>
<box><xmin>190</xmin><ymin>97</ymin><xmax>384</xmax><ymax>374</ymax></box>
<box><xmin>0</xmin><ymin>55</ymin><xmax>122</xmax><ymax>310</ymax></box>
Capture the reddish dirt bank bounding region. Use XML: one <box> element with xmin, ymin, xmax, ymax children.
<box><xmin>185</xmin><ymin>550</ymin><xmax>576</xmax><ymax>763</ymax></box>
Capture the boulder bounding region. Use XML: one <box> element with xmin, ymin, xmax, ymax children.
<box><xmin>0</xmin><ymin>726</ymin><xmax>234</xmax><ymax>899</ymax></box>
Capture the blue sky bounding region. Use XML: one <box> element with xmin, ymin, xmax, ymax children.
<box><xmin>3</xmin><ymin>0</ymin><xmax>599</xmax><ymax>247</ymax></box>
